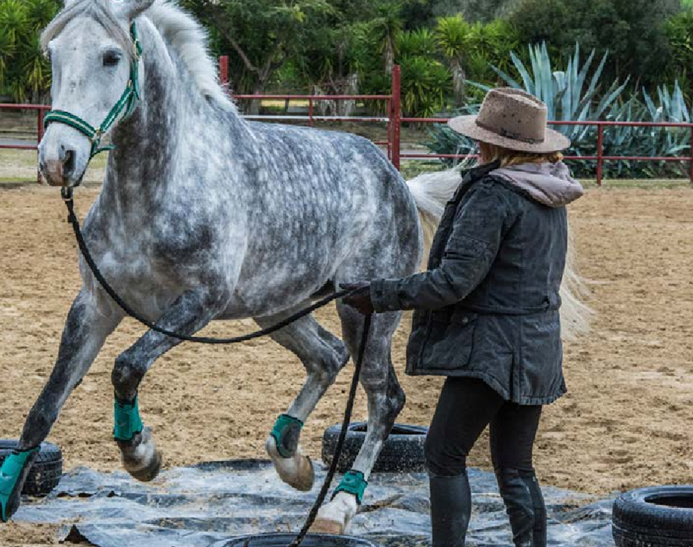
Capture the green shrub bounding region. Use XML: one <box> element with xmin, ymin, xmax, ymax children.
<box><xmin>425</xmin><ymin>42</ymin><xmax>693</xmax><ymax>179</ymax></box>
<box><xmin>0</xmin><ymin>0</ymin><xmax>58</xmax><ymax>102</ymax></box>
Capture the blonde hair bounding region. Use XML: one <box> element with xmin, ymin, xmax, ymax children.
<box><xmin>479</xmin><ymin>142</ymin><xmax>563</xmax><ymax>168</ymax></box>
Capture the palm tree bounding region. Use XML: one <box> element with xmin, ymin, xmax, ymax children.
<box><xmin>369</xmin><ymin>2</ymin><xmax>403</xmax><ymax>75</ymax></box>
<box><xmin>435</xmin><ymin>15</ymin><xmax>470</xmax><ymax>103</ymax></box>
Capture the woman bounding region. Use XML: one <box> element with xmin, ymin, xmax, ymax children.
<box><xmin>344</xmin><ymin>88</ymin><xmax>585</xmax><ymax>547</ymax></box>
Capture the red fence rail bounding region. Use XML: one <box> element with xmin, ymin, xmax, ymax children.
<box><xmin>3</xmin><ymin>61</ymin><xmax>693</xmax><ymax>185</ymax></box>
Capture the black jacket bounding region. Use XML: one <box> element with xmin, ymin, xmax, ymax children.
<box><xmin>371</xmin><ymin>161</ymin><xmax>569</xmax><ymax>405</ymax></box>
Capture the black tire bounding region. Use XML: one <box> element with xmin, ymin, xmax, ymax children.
<box><xmin>223</xmin><ymin>533</ymin><xmax>378</xmax><ymax>547</ymax></box>
<box><xmin>322</xmin><ymin>422</ymin><xmax>427</xmax><ymax>473</ymax></box>
<box><xmin>613</xmin><ymin>485</ymin><xmax>693</xmax><ymax>547</ymax></box>
<box><xmin>0</xmin><ymin>440</ymin><xmax>63</xmax><ymax>497</ymax></box>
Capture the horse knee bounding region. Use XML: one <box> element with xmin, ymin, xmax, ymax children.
<box><xmin>112</xmin><ymin>353</ymin><xmax>145</xmax><ymax>401</ymax></box>
<box><xmin>388</xmin><ymin>376</ymin><xmax>406</xmax><ymax>415</ymax></box>
<box><xmin>311</xmin><ymin>338</ymin><xmax>349</xmax><ymax>387</ymax></box>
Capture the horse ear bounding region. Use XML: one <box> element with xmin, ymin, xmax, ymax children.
<box><xmin>114</xmin><ymin>0</ymin><xmax>156</xmax><ymax>21</ymax></box>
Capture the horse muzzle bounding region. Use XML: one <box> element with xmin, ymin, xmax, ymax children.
<box><xmin>38</xmin><ymin>136</ymin><xmax>87</xmax><ymax>188</ymax></box>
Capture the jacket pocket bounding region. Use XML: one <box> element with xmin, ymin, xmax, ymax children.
<box><xmin>420</xmin><ymin>311</ymin><xmax>478</xmax><ymax>370</ymax></box>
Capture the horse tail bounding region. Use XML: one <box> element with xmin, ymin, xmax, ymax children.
<box><xmin>405</xmin><ymin>168</ymin><xmax>462</xmax><ymax>258</ymax></box>
<box><xmin>560</xmin><ymin>222</ymin><xmax>593</xmax><ymax>340</ymax></box>
<box><xmin>405</xmin><ymin>167</ymin><xmax>592</xmax><ymax>340</ymax></box>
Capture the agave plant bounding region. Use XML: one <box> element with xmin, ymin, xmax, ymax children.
<box><xmin>485</xmin><ymin>42</ymin><xmax>630</xmax><ymax>143</ymax></box>
<box><xmin>426</xmin><ymin>42</ymin><xmax>636</xmax><ymax>175</ymax></box>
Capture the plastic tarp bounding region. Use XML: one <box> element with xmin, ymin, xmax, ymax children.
<box><xmin>13</xmin><ymin>460</ymin><xmax>616</xmax><ymax>546</ymax></box>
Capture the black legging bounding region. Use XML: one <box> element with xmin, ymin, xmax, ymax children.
<box><xmin>425</xmin><ymin>376</ymin><xmax>542</xmax><ymax>477</ymax></box>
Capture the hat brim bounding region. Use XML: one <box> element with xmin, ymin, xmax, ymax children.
<box><xmin>448</xmin><ymin>115</ymin><xmax>571</xmax><ymax>153</ymax></box>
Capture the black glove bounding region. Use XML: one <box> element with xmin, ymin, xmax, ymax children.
<box><xmin>341</xmin><ymin>282</ymin><xmax>375</xmax><ymax>315</ymax></box>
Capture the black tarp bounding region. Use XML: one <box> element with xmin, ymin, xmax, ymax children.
<box><xmin>13</xmin><ymin>460</ymin><xmax>616</xmax><ymax>546</ymax></box>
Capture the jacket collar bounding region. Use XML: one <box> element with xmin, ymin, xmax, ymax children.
<box><xmin>461</xmin><ymin>160</ymin><xmax>501</xmax><ymax>184</ymax></box>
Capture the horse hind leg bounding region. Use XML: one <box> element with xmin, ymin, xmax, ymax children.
<box><xmin>312</xmin><ymin>303</ymin><xmax>405</xmax><ymax>534</ymax></box>
<box><xmin>255</xmin><ymin>309</ymin><xmax>349</xmax><ymax>492</ymax></box>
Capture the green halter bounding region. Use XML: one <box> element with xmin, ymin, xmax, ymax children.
<box><xmin>44</xmin><ymin>22</ymin><xmax>143</xmax><ymax>160</ymax></box>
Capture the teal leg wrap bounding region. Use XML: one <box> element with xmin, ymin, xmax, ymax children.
<box><xmin>114</xmin><ymin>396</ymin><xmax>144</xmax><ymax>442</ymax></box>
<box><xmin>333</xmin><ymin>470</ymin><xmax>368</xmax><ymax>505</ymax></box>
<box><xmin>270</xmin><ymin>414</ymin><xmax>304</xmax><ymax>458</ymax></box>
<box><xmin>0</xmin><ymin>447</ymin><xmax>39</xmax><ymax>522</ymax></box>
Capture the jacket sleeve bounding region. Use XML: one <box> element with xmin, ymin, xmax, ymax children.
<box><xmin>370</xmin><ymin>181</ymin><xmax>516</xmax><ymax>312</ymax></box>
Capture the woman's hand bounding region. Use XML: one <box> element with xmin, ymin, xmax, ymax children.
<box><xmin>341</xmin><ymin>282</ymin><xmax>375</xmax><ymax>315</ymax></box>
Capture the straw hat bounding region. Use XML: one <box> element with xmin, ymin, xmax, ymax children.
<box><xmin>448</xmin><ymin>88</ymin><xmax>571</xmax><ymax>153</ymax></box>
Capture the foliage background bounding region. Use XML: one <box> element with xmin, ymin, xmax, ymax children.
<box><xmin>3</xmin><ymin>0</ymin><xmax>693</xmax><ymax>177</ymax></box>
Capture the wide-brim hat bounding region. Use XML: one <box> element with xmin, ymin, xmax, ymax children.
<box><xmin>448</xmin><ymin>88</ymin><xmax>571</xmax><ymax>153</ymax></box>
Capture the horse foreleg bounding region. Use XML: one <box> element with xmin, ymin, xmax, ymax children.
<box><xmin>312</xmin><ymin>307</ymin><xmax>405</xmax><ymax>534</ymax></box>
<box><xmin>254</xmin><ymin>310</ymin><xmax>349</xmax><ymax>492</ymax></box>
<box><xmin>110</xmin><ymin>289</ymin><xmax>225</xmax><ymax>482</ymax></box>
<box><xmin>1</xmin><ymin>289</ymin><xmax>122</xmax><ymax>522</ymax></box>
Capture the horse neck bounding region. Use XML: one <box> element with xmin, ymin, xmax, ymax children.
<box><xmin>102</xmin><ymin>21</ymin><xmax>244</xmax><ymax>207</ymax></box>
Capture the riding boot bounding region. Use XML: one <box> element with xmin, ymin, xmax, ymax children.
<box><xmin>429</xmin><ymin>471</ymin><xmax>472</xmax><ymax>547</ymax></box>
<box><xmin>496</xmin><ymin>468</ymin><xmax>547</xmax><ymax>547</ymax></box>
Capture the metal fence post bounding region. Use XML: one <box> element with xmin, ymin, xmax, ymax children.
<box><xmin>390</xmin><ymin>65</ymin><xmax>401</xmax><ymax>170</ymax></box>
<box><xmin>597</xmin><ymin>123</ymin><xmax>604</xmax><ymax>186</ymax></box>
<box><xmin>309</xmin><ymin>97</ymin><xmax>314</xmax><ymax>127</ymax></box>
<box><xmin>37</xmin><ymin>107</ymin><xmax>45</xmax><ymax>184</ymax></box>
<box><xmin>689</xmin><ymin>125</ymin><xmax>693</xmax><ymax>185</ymax></box>
<box><xmin>219</xmin><ymin>56</ymin><xmax>229</xmax><ymax>91</ymax></box>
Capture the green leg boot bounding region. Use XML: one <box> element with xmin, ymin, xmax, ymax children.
<box><xmin>0</xmin><ymin>447</ymin><xmax>39</xmax><ymax>522</ymax></box>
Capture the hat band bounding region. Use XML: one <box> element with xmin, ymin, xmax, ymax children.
<box><xmin>475</xmin><ymin>119</ymin><xmax>545</xmax><ymax>145</ymax></box>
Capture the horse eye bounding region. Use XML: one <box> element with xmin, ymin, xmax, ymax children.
<box><xmin>103</xmin><ymin>51</ymin><xmax>121</xmax><ymax>67</ymax></box>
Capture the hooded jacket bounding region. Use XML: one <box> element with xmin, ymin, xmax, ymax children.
<box><xmin>370</xmin><ymin>160</ymin><xmax>583</xmax><ymax>405</ymax></box>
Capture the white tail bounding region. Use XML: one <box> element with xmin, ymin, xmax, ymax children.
<box><xmin>406</xmin><ymin>167</ymin><xmax>592</xmax><ymax>341</ymax></box>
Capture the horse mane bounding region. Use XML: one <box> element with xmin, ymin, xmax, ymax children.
<box><xmin>145</xmin><ymin>1</ymin><xmax>236</xmax><ymax>111</ymax></box>
<box><xmin>41</xmin><ymin>0</ymin><xmax>236</xmax><ymax>112</ymax></box>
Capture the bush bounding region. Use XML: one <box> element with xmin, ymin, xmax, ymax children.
<box><xmin>426</xmin><ymin>42</ymin><xmax>693</xmax><ymax>179</ymax></box>
<box><xmin>509</xmin><ymin>0</ymin><xmax>679</xmax><ymax>91</ymax></box>
<box><xmin>0</xmin><ymin>0</ymin><xmax>58</xmax><ymax>102</ymax></box>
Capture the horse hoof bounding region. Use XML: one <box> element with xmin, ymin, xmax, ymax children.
<box><xmin>310</xmin><ymin>492</ymin><xmax>357</xmax><ymax>535</ymax></box>
<box><xmin>310</xmin><ymin>518</ymin><xmax>345</xmax><ymax>535</ymax></box>
<box><xmin>118</xmin><ymin>427</ymin><xmax>163</xmax><ymax>482</ymax></box>
<box><xmin>266</xmin><ymin>437</ymin><xmax>315</xmax><ymax>492</ymax></box>
<box><xmin>286</xmin><ymin>453</ymin><xmax>314</xmax><ymax>492</ymax></box>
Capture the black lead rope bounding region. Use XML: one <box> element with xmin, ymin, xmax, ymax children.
<box><xmin>61</xmin><ymin>188</ymin><xmax>372</xmax><ymax>546</ymax></box>
<box><xmin>288</xmin><ymin>312</ymin><xmax>371</xmax><ymax>547</ymax></box>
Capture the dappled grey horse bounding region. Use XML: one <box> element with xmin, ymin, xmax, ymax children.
<box><xmin>0</xmin><ymin>0</ymin><xmax>454</xmax><ymax>532</ymax></box>
<box><xmin>0</xmin><ymin>0</ymin><xmax>588</xmax><ymax>533</ymax></box>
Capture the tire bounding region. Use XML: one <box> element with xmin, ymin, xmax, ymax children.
<box><xmin>613</xmin><ymin>485</ymin><xmax>693</xmax><ymax>547</ymax></box>
<box><xmin>223</xmin><ymin>533</ymin><xmax>378</xmax><ymax>547</ymax></box>
<box><xmin>322</xmin><ymin>422</ymin><xmax>427</xmax><ymax>473</ymax></box>
<box><xmin>0</xmin><ymin>440</ymin><xmax>63</xmax><ymax>497</ymax></box>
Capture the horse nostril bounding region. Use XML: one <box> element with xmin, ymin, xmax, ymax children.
<box><xmin>63</xmin><ymin>149</ymin><xmax>76</xmax><ymax>177</ymax></box>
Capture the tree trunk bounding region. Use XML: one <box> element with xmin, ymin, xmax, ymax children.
<box><xmin>451</xmin><ymin>59</ymin><xmax>466</xmax><ymax>104</ymax></box>
<box><xmin>249</xmin><ymin>81</ymin><xmax>265</xmax><ymax>116</ymax></box>
<box><xmin>384</xmin><ymin>40</ymin><xmax>395</xmax><ymax>75</ymax></box>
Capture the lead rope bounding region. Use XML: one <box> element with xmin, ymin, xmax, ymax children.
<box><xmin>61</xmin><ymin>188</ymin><xmax>372</xmax><ymax>546</ymax></box>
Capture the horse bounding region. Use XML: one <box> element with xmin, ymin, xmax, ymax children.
<box><xmin>0</xmin><ymin>0</ymin><xmax>589</xmax><ymax>532</ymax></box>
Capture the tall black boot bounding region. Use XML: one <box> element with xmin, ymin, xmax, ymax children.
<box><xmin>496</xmin><ymin>468</ymin><xmax>547</xmax><ymax>547</ymax></box>
<box><xmin>429</xmin><ymin>472</ymin><xmax>472</xmax><ymax>547</ymax></box>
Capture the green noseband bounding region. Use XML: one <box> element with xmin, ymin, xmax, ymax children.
<box><xmin>43</xmin><ymin>22</ymin><xmax>143</xmax><ymax>160</ymax></box>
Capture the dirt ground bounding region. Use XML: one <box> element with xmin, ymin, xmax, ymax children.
<box><xmin>2</xmin><ymin>183</ymin><xmax>693</xmax><ymax>545</ymax></box>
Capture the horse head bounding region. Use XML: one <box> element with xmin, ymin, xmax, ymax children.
<box><xmin>38</xmin><ymin>0</ymin><xmax>154</xmax><ymax>187</ymax></box>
